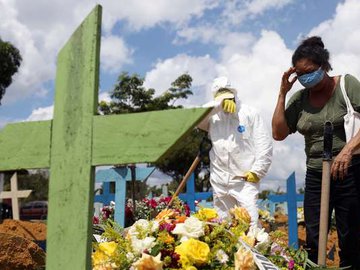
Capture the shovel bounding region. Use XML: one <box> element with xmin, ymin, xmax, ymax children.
<box><xmin>167</xmin><ymin>136</ymin><xmax>212</xmax><ymax>207</ymax></box>
<box><xmin>317</xmin><ymin>121</ymin><xmax>333</xmax><ymax>266</ymax></box>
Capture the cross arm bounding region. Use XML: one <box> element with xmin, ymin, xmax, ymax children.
<box><xmin>0</xmin><ymin>120</ymin><xmax>51</xmax><ymax>170</ymax></box>
<box><xmin>92</xmin><ymin>107</ymin><xmax>212</xmax><ymax>166</ymax></box>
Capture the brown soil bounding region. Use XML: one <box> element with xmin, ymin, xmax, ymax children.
<box><xmin>268</xmin><ymin>213</ymin><xmax>340</xmax><ymax>267</ymax></box>
<box><xmin>0</xmin><ymin>219</ymin><xmax>46</xmax><ymax>269</ymax></box>
<box><xmin>0</xmin><ymin>233</ymin><xmax>45</xmax><ymax>270</ymax></box>
<box><xmin>0</xmin><ymin>219</ymin><xmax>46</xmax><ymax>241</ymax></box>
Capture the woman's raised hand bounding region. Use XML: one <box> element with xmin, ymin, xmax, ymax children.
<box><xmin>280</xmin><ymin>67</ymin><xmax>297</xmax><ymax>96</ymax></box>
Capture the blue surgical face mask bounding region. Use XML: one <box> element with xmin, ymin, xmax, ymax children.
<box><xmin>297</xmin><ymin>67</ymin><xmax>325</xmax><ymax>88</ymax></box>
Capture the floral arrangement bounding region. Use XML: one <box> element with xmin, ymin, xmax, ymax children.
<box><xmin>92</xmin><ymin>200</ymin><xmax>334</xmax><ymax>270</ymax></box>
<box><xmin>134</xmin><ymin>196</ymin><xmax>190</xmax><ymax>220</ymax></box>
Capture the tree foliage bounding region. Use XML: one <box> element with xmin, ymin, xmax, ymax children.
<box><xmin>0</xmin><ymin>38</ymin><xmax>22</xmax><ymax>103</ymax></box>
<box><xmin>99</xmin><ymin>72</ymin><xmax>193</xmax><ymax>114</ymax></box>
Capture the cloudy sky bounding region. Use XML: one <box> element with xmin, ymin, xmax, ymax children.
<box><xmin>1</xmin><ymin>0</ymin><xmax>359</xmax><ymax>191</ymax></box>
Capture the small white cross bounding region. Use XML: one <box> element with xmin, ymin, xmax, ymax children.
<box><xmin>0</xmin><ymin>173</ymin><xmax>32</xmax><ymax>220</ymax></box>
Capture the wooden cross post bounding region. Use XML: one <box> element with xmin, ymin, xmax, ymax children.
<box><xmin>0</xmin><ymin>173</ymin><xmax>32</xmax><ymax>220</ymax></box>
<box><xmin>0</xmin><ymin>5</ymin><xmax>211</xmax><ymax>269</ymax></box>
<box><xmin>268</xmin><ymin>172</ymin><xmax>304</xmax><ymax>248</ymax></box>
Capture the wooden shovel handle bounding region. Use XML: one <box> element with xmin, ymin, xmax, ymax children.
<box><xmin>168</xmin><ymin>155</ymin><xmax>201</xmax><ymax>207</ymax></box>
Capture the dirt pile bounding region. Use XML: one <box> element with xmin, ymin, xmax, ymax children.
<box><xmin>0</xmin><ymin>219</ymin><xmax>46</xmax><ymax>241</ymax></box>
<box><xmin>0</xmin><ymin>219</ymin><xmax>46</xmax><ymax>270</ymax></box>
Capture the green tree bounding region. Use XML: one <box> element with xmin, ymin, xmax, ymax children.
<box><xmin>99</xmin><ymin>72</ymin><xmax>193</xmax><ymax>114</ymax></box>
<box><xmin>0</xmin><ymin>38</ymin><xmax>22</xmax><ymax>103</ymax></box>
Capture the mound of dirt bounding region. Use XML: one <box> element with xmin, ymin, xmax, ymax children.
<box><xmin>0</xmin><ymin>219</ymin><xmax>47</xmax><ymax>269</ymax></box>
<box><xmin>0</xmin><ymin>232</ymin><xmax>45</xmax><ymax>270</ymax></box>
<box><xmin>0</xmin><ymin>219</ymin><xmax>46</xmax><ymax>241</ymax></box>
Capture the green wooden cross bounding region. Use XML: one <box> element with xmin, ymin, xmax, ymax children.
<box><xmin>0</xmin><ymin>5</ymin><xmax>210</xmax><ymax>270</ymax></box>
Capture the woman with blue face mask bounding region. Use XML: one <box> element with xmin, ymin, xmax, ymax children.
<box><xmin>272</xmin><ymin>36</ymin><xmax>360</xmax><ymax>269</ymax></box>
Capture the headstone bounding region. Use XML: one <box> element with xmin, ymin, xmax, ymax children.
<box><xmin>162</xmin><ymin>184</ymin><xmax>168</xmax><ymax>197</ymax></box>
<box><xmin>268</xmin><ymin>172</ymin><xmax>304</xmax><ymax>248</ymax></box>
<box><xmin>93</xmin><ymin>202</ymin><xmax>103</xmax><ymax>218</ymax></box>
<box><xmin>0</xmin><ymin>173</ymin><xmax>32</xmax><ymax>220</ymax></box>
<box><xmin>0</xmin><ymin>5</ymin><xmax>211</xmax><ymax>269</ymax></box>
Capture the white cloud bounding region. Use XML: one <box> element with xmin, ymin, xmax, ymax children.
<box><xmin>101</xmin><ymin>0</ymin><xmax>218</xmax><ymax>31</ymax></box>
<box><xmin>26</xmin><ymin>105</ymin><xmax>53</xmax><ymax>121</ymax></box>
<box><xmin>101</xmin><ymin>35</ymin><xmax>133</xmax><ymax>73</ymax></box>
<box><xmin>144</xmin><ymin>54</ymin><xmax>218</xmax><ymax>106</ymax></box>
<box><xmin>99</xmin><ymin>91</ymin><xmax>111</xmax><ymax>103</ymax></box>
<box><xmin>245</xmin><ymin>0</ymin><xmax>294</xmax><ymax>15</ymax></box>
<box><xmin>308</xmin><ymin>0</ymin><xmax>360</xmax><ymax>77</ymax></box>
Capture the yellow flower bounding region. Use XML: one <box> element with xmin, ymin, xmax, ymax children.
<box><xmin>132</xmin><ymin>253</ymin><xmax>163</xmax><ymax>270</ymax></box>
<box><xmin>175</xmin><ymin>238</ymin><xmax>210</xmax><ymax>267</ymax></box>
<box><xmin>196</xmin><ymin>208</ymin><xmax>218</xmax><ymax>221</ymax></box>
<box><xmin>157</xmin><ymin>231</ymin><xmax>175</xmax><ymax>244</ymax></box>
<box><xmin>98</xmin><ymin>241</ymin><xmax>118</xmax><ymax>257</ymax></box>
<box><xmin>239</xmin><ymin>232</ymin><xmax>256</xmax><ymax>247</ymax></box>
<box><xmin>230</xmin><ymin>206</ymin><xmax>251</xmax><ymax>224</ymax></box>
<box><xmin>92</xmin><ymin>249</ymin><xmax>108</xmax><ymax>266</ymax></box>
<box><xmin>186</xmin><ymin>266</ymin><xmax>197</xmax><ymax>270</ymax></box>
<box><xmin>234</xmin><ymin>246</ymin><xmax>256</xmax><ymax>270</ymax></box>
<box><xmin>92</xmin><ymin>241</ymin><xmax>118</xmax><ymax>268</ymax></box>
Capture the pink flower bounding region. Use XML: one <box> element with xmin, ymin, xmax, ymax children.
<box><xmin>288</xmin><ymin>260</ymin><xmax>295</xmax><ymax>270</ymax></box>
<box><xmin>184</xmin><ymin>204</ymin><xmax>190</xmax><ymax>216</ymax></box>
<box><xmin>92</xmin><ymin>216</ymin><xmax>99</xmax><ymax>224</ymax></box>
<box><xmin>159</xmin><ymin>222</ymin><xmax>175</xmax><ymax>232</ymax></box>
<box><xmin>148</xmin><ymin>199</ymin><xmax>158</xmax><ymax>208</ymax></box>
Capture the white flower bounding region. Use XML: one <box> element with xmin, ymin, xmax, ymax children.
<box><xmin>172</xmin><ymin>216</ymin><xmax>204</xmax><ymax>242</ymax></box>
<box><xmin>131</xmin><ymin>236</ymin><xmax>156</xmax><ymax>255</ymax></box>
<box><xmin>127</xmin><ymin>219</ymin><xmax>159</xmax><ymax>239</ymax></box>
<box><xmin>216</xmin><ymin>249</ymin><xmax>229</xmax><ymax>263</ymax></box>
<box><xmin>126</xmin><ymin>252</ymin><xmax>135</xmax><ymax>261</ymax></box>
<box><xmin>110</xmin><ymin>201</ymin><xmax>115</xmax><ymax>207</ymax></box>
<box><xmin>247</xmin><ymin>227</ymin><xmax>270</xmax><ymax>247</ymax></box>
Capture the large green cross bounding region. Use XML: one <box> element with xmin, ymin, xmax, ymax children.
<box><xmin>0</xmin><ymin>5</ymin><xmax>210</xmax><ymax>269</ymax></box>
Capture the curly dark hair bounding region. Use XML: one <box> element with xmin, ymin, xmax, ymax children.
<box><xmin>292</xmin><ymin>36</ymin><xmax>332</xmax><ymax>71</ymax></box>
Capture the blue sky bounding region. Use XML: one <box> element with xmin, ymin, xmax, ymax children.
<box><xmin>1</xmin><ymin>0</ymin><xmax>359</xmax><ymax>190</ymax></box>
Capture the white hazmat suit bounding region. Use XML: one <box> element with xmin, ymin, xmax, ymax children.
<box><xmin>199</xmin><ymin>77</ymin><xmax>273</xmax><ymax>227</ymax></box>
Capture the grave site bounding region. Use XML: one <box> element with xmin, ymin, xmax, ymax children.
<box><xmin>0</xmin><ymin>5</ymin><xmax>344</xmax><ymax>270</ymax></box>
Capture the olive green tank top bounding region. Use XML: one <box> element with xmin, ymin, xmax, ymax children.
<box><xmin>285</xmin><ymin>74</ymin><xmax>360</xmax><ymax>171</ymax></box>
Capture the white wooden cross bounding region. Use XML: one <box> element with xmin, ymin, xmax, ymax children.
<box><xmin>0</xmin><ymin>173</ymin><xmax>32</xmax><ymax>220</ymax></box>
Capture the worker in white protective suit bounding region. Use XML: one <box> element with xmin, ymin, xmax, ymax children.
<box><xmin>198</xmin><ymin>76</ymin><xmax>273</xmax><ymax>227</ymax></box>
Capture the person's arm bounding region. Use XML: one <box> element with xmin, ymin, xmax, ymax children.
<box><xmin>272</xmin><ymin>67</ymin><xmax>297</xmax><ymax>141</ymax></box>
<box><xmin>331</xmin><ymin>74</ymin><xmax>360</xmax><ymax>179</ymax></box>
<box><xmin>197</xmin><ymin>100</ymin><xmax>222</xmax><ymax>132</ymax></box>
